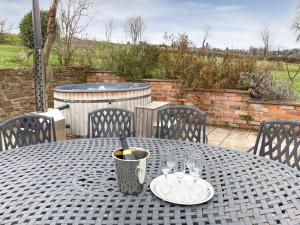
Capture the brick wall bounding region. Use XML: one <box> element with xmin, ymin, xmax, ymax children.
<box><xmin>1</xmin><ymin>69</ymin><xmax>300</xmax><ymax>130</ymax></box>
<box><xmin>0</xmin><ymin>67</ymin><xmax>87</xmax><ymax>122</ymax></box>
<box><xmin>139</xmin><ymin>79</ymin><xmax>182</xmax><ymax>103</ymax></box>
<box><xmin>46</xmin><ymin>67</ymin><xmax>87</xmax><ymax>106</ymax></box>
<box><xmin>136</xmin><ymin>79</ymin><xmax>300</xmax><ymax>130</ymax></box>
<box><xmin>86</xmin><ymin>70</ymin><xmax>127</xmax><ymax>83</ymax></box>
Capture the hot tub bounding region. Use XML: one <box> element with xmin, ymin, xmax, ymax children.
<box><xmin>54</xmin><ymin>82</ymin><xmax>151</xmax><ymax>137</ymax></box>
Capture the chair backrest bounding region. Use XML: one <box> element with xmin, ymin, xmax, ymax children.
<box><xmin>0</xmin><ymin>114</ymin><xmax>56</xmax><ymax>151</ymax></box>
<box><xmin>252</xmin><ymin>120</ymin><xmax>300</xmax><ymax>170</ymax></box>
<box><xmin>156</xmin><ymin>106</ymin><xmax>206</xmax><ymax>143</ymax></box>
<box><xmin>87</xmin><ymin>108</ymin><xmax>133</xmax><ymax>138</ymax></box>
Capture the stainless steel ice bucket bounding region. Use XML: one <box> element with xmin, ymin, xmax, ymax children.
<box><xmin>112</xmin><ymin>147</ymin><xmax>150</xmax><ymax>195</ymax></box>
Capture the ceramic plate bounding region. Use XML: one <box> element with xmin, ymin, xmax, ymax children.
<box><xmin>150</xmin><ymin>173</ymin><xmax>214</xmax><ymax>205</ymax></box>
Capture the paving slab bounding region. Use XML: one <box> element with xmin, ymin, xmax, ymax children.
<box><xmin>208</xmin><ymin>128</ymin><xmax>231</xmax><ymax>142</ymax></box>
<box><xmin>206</xmin><ymin>126</ymin><xmax>216</xmax><ymax>134</ymax></box>
<box><xmin>207</xmin><ymin>126</ymin><xmax>258</xmax><ymax>152</ymax></box>
<box><xmin>67</xmin><ymin>125</ymin><xmax>258</xmax><ymax>153</ymax></box>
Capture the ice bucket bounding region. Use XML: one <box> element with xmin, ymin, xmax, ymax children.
<box><xmin>112</xmin><ymin>147</ymin><xmax>150</xmax><ymax>194</ymax></box>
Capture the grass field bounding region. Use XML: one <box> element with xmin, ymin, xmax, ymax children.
<box><xmin>273</xmin><ymin>63</ymin><xmax>300</xmax><ymax>94</ymax></box>
<box><xmin>0</xmin><ymin>44</ymin><xmax>58</xmax><ymax>68</ymax></box>
<box><xmin>0</xmin><ymin>36</ymin><xmax>300</xmax><ymax>97</ymax></box>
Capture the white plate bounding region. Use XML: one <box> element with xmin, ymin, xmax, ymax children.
<box><xmin>150</xmin><ymin>173</ymin><xmax>214</xmax><ymax>205</ymax></box>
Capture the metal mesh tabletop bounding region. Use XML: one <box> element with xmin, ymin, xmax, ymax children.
<box><xmin>0</xmin><ymin>138</ymin><xmax>299</xmax><ymax>225</ymax></box>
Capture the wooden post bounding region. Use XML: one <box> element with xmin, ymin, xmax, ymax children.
<box><xmin>135</xmin><ymin>101</ymin><xmax>170</xmax><ymax>138</ymax></box>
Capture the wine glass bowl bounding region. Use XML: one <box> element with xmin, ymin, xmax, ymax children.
<box><xmin>184</xmin><ymin>153</ymin><xmax>196</xmax><ymax>170</ymax></box>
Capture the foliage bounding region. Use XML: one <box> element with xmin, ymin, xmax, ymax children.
<box><xmin>0</xmin><ymin>19</ymin><xmax>12</xmax><ymax>43</ymax></box>
<box><xmin>8</xmin><ymin>51</ymin><xmax>32</xmax><ymax>67</ymax></box>
<box><xmin>54</xmin><ymin>0</ymin><xmax>92</xmax><ymax>66</ymax></box>
<box><xmin>243</xmin><ymin>70</ymin><xmax>297</xmax><ymax>101</ymax></box>
<box><xmin>19</xmin><ymin>11</ymin><xmax>58</xmax><ymax>49</ymax></box>
<box><xmin>158</xmin><ymin>33</ymin><xmax>193</xmax><ymax>81</ymax></box>
<box><xmin>0</xmin><ymin>33</ymin><xmax>299</xmax><ymax>101</ymax></box>
<box><xmin>157</xmin><ymin>33</ymin><xmax>257</xmax><ymax>90</ymax></box>
<box><xmin>76</xmin><ymin>43</ymin><xmax>99</xmax><ymax>68</ymax></box>
<box><xmin>273</xmin><ymin>62</ymin><xmax>300</xmax><ymax>94</ymax></box>
<box><xmin>112</xmin><ymin>43</ymin><xmax>160</xmax><ymax>80</ymax></box>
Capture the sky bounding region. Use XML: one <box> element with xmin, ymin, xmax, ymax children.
<box><xmin>1</xmin><ymin>0</ymin><xmax>300</xmax><ymax>49</ymax></box>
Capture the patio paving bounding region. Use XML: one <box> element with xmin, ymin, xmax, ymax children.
<box><xmin>207</xmin><ymin>126</ymin><xmax>258</xmax><ymax>152</ymax></box>
<box><xmin>66</xmin><ymin>126</ymin><xmax>258</xmax><ymax>152</ymax></box>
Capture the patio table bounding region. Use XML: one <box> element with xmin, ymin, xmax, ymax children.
<box><xmin>0</xmin><ymin>138</ymin><xmax>299</xmax><ymax>225</ymax></box>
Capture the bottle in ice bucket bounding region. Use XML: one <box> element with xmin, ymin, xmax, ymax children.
<box><xmin>118</xmin><ymin>133</ymin><xmax>135</xmax><ymax>160</ymax></box>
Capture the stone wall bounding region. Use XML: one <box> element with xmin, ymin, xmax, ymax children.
<box><xmin>0</xmin><ymin>67</ymin><xmax>87</xmax><ymax>122</ymax></box>
<box><xmin>0</xmin><ymin>68</ymin><xmax>35</xmax><ymax>122</ymax></box>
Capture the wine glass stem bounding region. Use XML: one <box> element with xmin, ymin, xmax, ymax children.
<box><xmin>193</xmin><ymin>177</ymin><xmax>197</xmax><ymax>184</ymax></box>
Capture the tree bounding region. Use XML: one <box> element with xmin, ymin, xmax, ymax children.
<box><xmin>105</xmin><ymin>18</ymin><xmax>113</xmax><ymax>42</ymax></box>
<box><xmin>125</xmin><ymin>16</ymin><xmax>145</xmax><ymax>45</ymax></box>
<box><xmin>19</xmin><ymin>11</ymin><xmax>49</xmax><ymax>49</ymax></box>
<box><xmin>201</xmin><ymin>25</ymin><xmax>211</xmax><ymax>50</ymax></box>
<box><xmin>54</xmin><ymin>0</ymin><xmax>92</xmax><ymax>65</ymax></box>
<box><xmin>292</xmin><ymin>1</ymin><xmax>300</xmax><ymax>41</ymax></box>
<box><xmin>0</xmin><ymin>19</ymin><xmax>12</xmax><ymax>43</ymax></box>
<box><xmin>44</xmin><ymin>0</ymin><xmax>59</xmax><ymax>67</ymax></box>
<box><xmin>289</xmin><ymin>2</ymin><xmax>300</xmax><ymax>85</ymax></box>
<box><xmin>259</xmin><ymin>25</ymin><xmax>272</xmax><ymax>59</ymax></box>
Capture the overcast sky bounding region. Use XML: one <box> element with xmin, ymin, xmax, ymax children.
<box><xmin>2</xmin><ymin>0</ymin><xmax>300</xmax><ymax>49</ymax></box>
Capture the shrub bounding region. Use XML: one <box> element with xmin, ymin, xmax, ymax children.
<box><xmin>157</xmin><ymin>33</ymin><xmax>257</xmax><ymax>90</ymax></box>
<box><xmin>98</xmin><ymin>44</ymin><xmax>124</xmax><ymax>71</ymax></box>
<box><xmin>19</xmin><ymin>10</ymin><xmax>58</xmax><ymax>49</ymax></box>
<box><xmin>9</xmin><ymin>51</ymin><xmax>32</xmax><ymax>67</ymax></box>
<box><xmin>113</xmin><ymin>43</ymin><xmax>160</xmax><ymax>80</ymax></box>
<box><xmin>244</xmin><ymin>70</ymin><xmax>296</xmax><ymax>101</ymax></box>
<box><xmin>158</xmin><ymin>33</ymin><xmax>200</xmax><ymax>83</ymax></box>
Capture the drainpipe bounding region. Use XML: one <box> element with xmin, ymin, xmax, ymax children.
<box><xmin>32</xmin><ymin>0</ymin><xmax>47</xmax><ymax>112</ymax></box>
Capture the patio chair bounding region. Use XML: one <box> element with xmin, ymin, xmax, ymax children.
<box><xmin>87</xmin><ymin>108</ymin><xmax>134</xmax><ymax>138</ymax></box>
<box><xmin>156</xmin><ymin>106</ymin><xmax>208</xmax><ymax>143</ymax></box>
<box><xmin>248</xmin><ymin>120</ymin><xmax>300</xmax><ymax>170</ymax></box>
<box><xmin>0</xmin><ymin>115</ymin><xmax>56</xmax><ymax>151</ymax></box>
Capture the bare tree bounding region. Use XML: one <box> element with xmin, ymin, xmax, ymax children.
<box><xmin>54</xmin><ymin>0</ymin><xmax>92</xmax><ymax>66</ymax></box>
<box><xmin>285</xmin><ymin>59</ymin><xmax>300</xmax><ymax>84</ymax></box>
<box><xmin>105</xmin><ymin>18</ymin><xmax>113</xmax><ymax>42</ymax></box>
<box><xmin>44</xmin><ymin>0</ymin><xmax>59</xmax><ymax>67</ymax></box>
<box><xmin>259</xmin><ymin>25</ymin><xmax>272</xmax><ymax>59</ymax></box>
<box><xmin>125</xmin><ymin>16</ymin><xmax>145</xmax><ymax>45</ymax></box>
<box><xmin>289</xmin><ymin>2</ymin><xmax>300</xmax><ymax>85</ymax></box>
<box><xmin>0</xmin><ymin>19</ymin><xmax>12</xmax><ymax>43</ymax></box>
<box><xmin>292</xmin><ymin>1</ymin><xmax>300</xmax><ymax>41</ymax></box>
<box><xmin>201</xmin><ymin>25</ymin><xmax>211</xmax><ymax>50</ymax></box>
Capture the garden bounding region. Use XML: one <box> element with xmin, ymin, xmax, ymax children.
<box><xmin>1</xmin><ymin>32</ymin><xmax>299</xmax><ymax>102</ymax></box>
<box><xmin>0</xmin><ymin>1</ymin><xmax>300</xmax><ymax>224</ymax></box>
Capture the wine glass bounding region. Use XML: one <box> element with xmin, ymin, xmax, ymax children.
<box><xmin>160</xmin><ymin>151</ymin><xmax>175</xmax><ymax>194</ymax></box>
<box><xmin>184</xmin><ymin>152</ymin><xmax>195</xmax><ymax>172</ymax></box>
<box><xmin>189</xmin><ymin>155</ymin><xmax>203</xmax><ymax>184</ymax></box>
<box><xmin>175</xmin><ymin>158</ymin><xmax>185</xmax><ymax>184</ymax></box>
<box><xmin>161</xmin><ymin>151</ymin><xmax>172</xmax><ymax>177</ymax></box>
